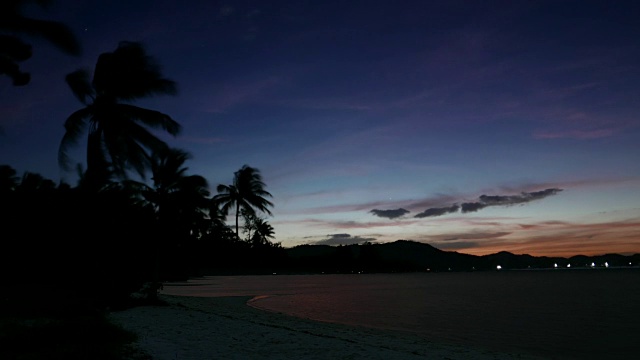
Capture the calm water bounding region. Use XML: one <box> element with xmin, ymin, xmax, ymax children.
<box><xmin>163</xmin><ymin>270</ymin><xmax>640</xmax><ymax>359</ymax></box>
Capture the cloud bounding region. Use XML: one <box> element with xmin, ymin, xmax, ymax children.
<box><xmin>202</xmin><ymin>76</ymin><xmax>282</xmax><ymax>113</ymax></box>
<box><xmin>370</xmin><ymin>208</ymin><xmax>410</xmax><ymax>219</ymax></box>
<box><xmin>432</xmin><ymin>217</ymin><xmax>640</xmax><ymax>257</ymax></box>
<box><xmin>479</xmin><ymin>188</ymin><xmax>562</xmax><ymax>205</ymax></box>
<box><xmin>420</xmin><ymin>231</ymin><xmax>512</xmax><ymax>251</ymax></box>
<box><xmin>313</xmin><ymin>233</ymin><xmax>377</xmax><ymax>246</ymax></box>
<box><xmin>178</xmin><ymin>136</ymin><xmax>228</xmax><ymax>144</ymax></box>
<box><xmin>414</xmin><ymin>205</ymin><xmax>460</xmax><ymax>218</ymax></box>
<box><xmin>373</xmin><ymin>188</ymin><xmax>563</xmax><ymax>218</ymax></box>
<box><xmin>432</xmin><ymin>241</ymin><xmax>480</xmax><ymax>251</ymax></box>
<box><xmin>533</xmin><ymin>129</ymin><xmax>616</xmax><ymax>139</ymax></box>
<box><xmin>439</xmin><ymin>232</ymin><xmax>512</xmax><ymax>241</ymax></box>
<box><xmin>460</xmin><ymin>202</ymin><xmax>487</xmax><ymax>213</ymax></box>
<box><xmin>460</xmin><ymin>188</ymin><xmax>563</xmax><ymax>214</ymax></box>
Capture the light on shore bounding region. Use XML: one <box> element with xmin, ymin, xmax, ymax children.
<box><xmin>496</xmin><ymin>265</ymin><xmax>502</xmax><ymax>270</ymax></box>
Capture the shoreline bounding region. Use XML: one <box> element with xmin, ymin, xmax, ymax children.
<box><xmin>110</xmin><ymin>294</ymin><xmax>543</xmax><ymax>360</ymax></box>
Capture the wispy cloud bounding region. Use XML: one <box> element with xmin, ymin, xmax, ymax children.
<box><xmin>423</xmin><ymin>231</ymin><xmax>511</xmax><ymax>252</ymax></box>
<box><xmin>427</xmin><ymin>218</ymin><xmax>640</xmax><ymax>257</ymax></box>
<box><xmin>201</xmin><ymin>76</ymin><xmax>283</xmax><ymax>113</ymax></box>
<box><xmin>178</xmin><ymin>136</ymin><xmax>228</xmax><ymax>144</ymax></box>
<box><xmin>533</xmin><ymin>129</ymin><xmax>616</xmax><ymax>140</ymax></box>
<box><xmin>431</xmin><ymin>231</ymin><xmax>512</xmax><ymax>242</ymax></box>
<box><xmin>274</xmin><ymin>218</ymin><xmax>418</xmax><ymax>231</ymax></box>
<box><xmin>531</xmin><ymin>106</ymin><xmax>638</xmax><ymax>140</ymax></box>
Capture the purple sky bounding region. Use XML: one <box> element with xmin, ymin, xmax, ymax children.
<box><xmin>2</xmin><ymin>0</ymin><xmax>640</xmax><ymax>256</ymax></box>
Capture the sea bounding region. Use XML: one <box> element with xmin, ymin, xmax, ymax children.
<box><xmin>163</xmin><ymin>269</ymin><xmax>640</xmax><ymax>359</ymax></box>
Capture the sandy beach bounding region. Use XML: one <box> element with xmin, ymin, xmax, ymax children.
<box><xmin>110</xmin><ymin>294</ymin><xmax>544</xmax><ymax>360</ymax></box>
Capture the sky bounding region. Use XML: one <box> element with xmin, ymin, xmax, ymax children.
<box><xmin>1</xmin><ymin>0</ymin><xmax>640</xmax><ymax>257</ymax></box>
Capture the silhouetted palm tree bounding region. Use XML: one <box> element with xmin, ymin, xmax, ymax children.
<box><xmin>0</xmin><ymin>0</ymin><xmax>80</xmax><ymax>86</ymax></box>
<box><xmin>250</xmin><ymin>217</ymin><xmax>276</xmax><ymax>248</ymax></box>
<box><xmin>59</xmin><ymin>41</ymin><xmax>180</xmax><ymax>188</ymax></box>
<box><xmin>214</xmin><ymin>165</ymin><xmax>273</xmax><ymax>239</ymax></box>
<box><xmin>131</xmin><ymin>148</ymin><xmax>210</xmax><ymax>224</ymax></box>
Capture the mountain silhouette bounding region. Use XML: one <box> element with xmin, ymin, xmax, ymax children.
<box><xmin>285</xmin><ymin>240</ymin><xmax>639</xmax><ymax>273</ymax></box>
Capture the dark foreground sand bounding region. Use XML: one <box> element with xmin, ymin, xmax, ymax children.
<box><xmin>110</xmin><ymin>294</ymin><xmax>544</xmax><ymax>360</ymax></box>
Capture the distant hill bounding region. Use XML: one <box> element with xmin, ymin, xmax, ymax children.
<box><xmin>284</xmin><ymin>240</ymin><xmax>640</xmax><ymax>273</ymax></box>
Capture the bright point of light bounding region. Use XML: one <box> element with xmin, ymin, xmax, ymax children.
<box><xmin>554</xmin><ymin>263</ymin><xmax>558</xmax><ymax>268</ymax></box>
<box><xmin>591</xmin><ymin>262</ymin><xmax>595</xmax><ymax>268</ymax></box>
<box><xmin>567</xmin><ymin>264</ymin><xmax>571</xmax><ymax>268</ymax></box>
<box><xmin>496</xmin><ymin>265</ymin><xmax>502</xmax><ymax>270</ymax></box>
<box><xmin>605</xmin><ymin>262</ymin><xmax>609</xmax><ymax>268</ymax></box>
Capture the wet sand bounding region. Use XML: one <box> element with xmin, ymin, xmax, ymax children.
<box><xmin>110</xmin><ymin>294</ymin><xmax>543</xmax><ymax>360</ymax></box>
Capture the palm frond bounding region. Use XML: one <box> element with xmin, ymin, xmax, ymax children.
<box><xmin>7</xmin><ymin>17</ymin><xmax>81</xmax><ymax>55</ymax></box>
<box><xmin>118</xmin><ymin>104</ymin><xmax>181</xmax><ymax>136</ymax></box>
<box><xmin>65</xmin><ymin>69</ymin><xmax>94</xmax><ymax>105</ymax></box>
<box><xmin>58</xmin><ymin>108</ymin><xmax>91</xmax><ymax>170</ymax></box>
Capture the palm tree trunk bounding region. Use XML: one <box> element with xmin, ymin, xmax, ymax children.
<box><xmin>235</xmin><ymin>202</ymin><xmax>240</xmax><ymax>239</ymax></box>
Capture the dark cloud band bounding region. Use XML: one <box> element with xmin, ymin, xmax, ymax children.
<box><xmin>415</xmin><ymin>205</ymin><xmax>460</xmax><ymax>218</ymax></box>
<box><xmin>371</xmin><ymin>188</ymin><xmax>563</xmax><ymax>218</ymax></box>
<box><xmin>370</xmin><ymin>208</ymin><xmax>410</xmax><ymax>219</ymax></box>
<box><xmin>313</xmin><ymin>233</ymin><xmax>377</xmax><ymax>246</ymax></box>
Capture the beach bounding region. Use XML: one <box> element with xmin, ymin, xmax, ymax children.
<box><xmin>110</xmin><ymin>294</ymin><xmax>543</xmax><ymax>360</ymax></box>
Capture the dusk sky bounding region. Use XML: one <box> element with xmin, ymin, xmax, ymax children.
<box><xmin>2</xmin><ymin>0</ymin><xmax>639</xmax><ymax>257</ymax></box>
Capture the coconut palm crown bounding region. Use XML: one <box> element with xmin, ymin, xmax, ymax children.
<box><xmin>214</xmin><ymin>165</ymin><xmax>273</xmax><ymax>238</ymax></box>
<box><xmin>58</xmin><ymin>41</ymin><xmax>180</xmax><ymax>186</ymax></box>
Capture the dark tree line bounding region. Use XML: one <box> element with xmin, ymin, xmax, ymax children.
<box><xmin>2</xmin><ymin>14</ymin><xmax>281</xmax><ymax>304</ymax></box>
<box><xmin>0</xmin><ymin>163</ymin><xmax>283</xmax><ymax>305</ymax></box>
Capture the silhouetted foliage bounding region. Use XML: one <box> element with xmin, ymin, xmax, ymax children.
<box><xmin>242</xmin><ymin>210</ymin><xmax>277</xmax><ymax>248</ymax></box>
<box><xmin>0</xmin><ymin>0</ymin><xmax>80</xmax><ymax>86</ymax></box>
<box><xmin>126</xmin><ymin>147</ymin><xmax>210</xmax><ymax>283</ymax></box>
<box><xmin>0</xmin><ymin>165</ymin><xmax>158</xmax><ymax>305</ymax></box>
<box><xmin>0</xmin><ymin>164</ymin><xmax>19</xmax><ymax>192</ymax></box>
<box><xmin>59</xmin><ymin>41</ymin><xmax>180</xmax><ymax>188</ymax></box>
<box><xmin>213</xmin><ymin>165</ymin><xmax>273</xmax><ymax>238</ymax></box>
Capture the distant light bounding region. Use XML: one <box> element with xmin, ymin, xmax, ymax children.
<box><xmin>605</xmin><ymin>262</ymin><xmax>609</xmax><ymax>268</ymax></box>
<box><xmin>567</xmin><ymin>264</ymin><xmax>571</xmax><ymax>268</ymax></box>
<box><xmin>496</xmin><ymin>265</ymin><xmax>502</xmax><ymax>270</ymax></box>
<box><xmin>554</xmin><ymin>263</ymin><xmax>558</xmax><ymax>268</ymax></box>
<box><xmin>591</xmin><ymin>262</ymin><xmax>595</xmax><ymax>268</ymax></box>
